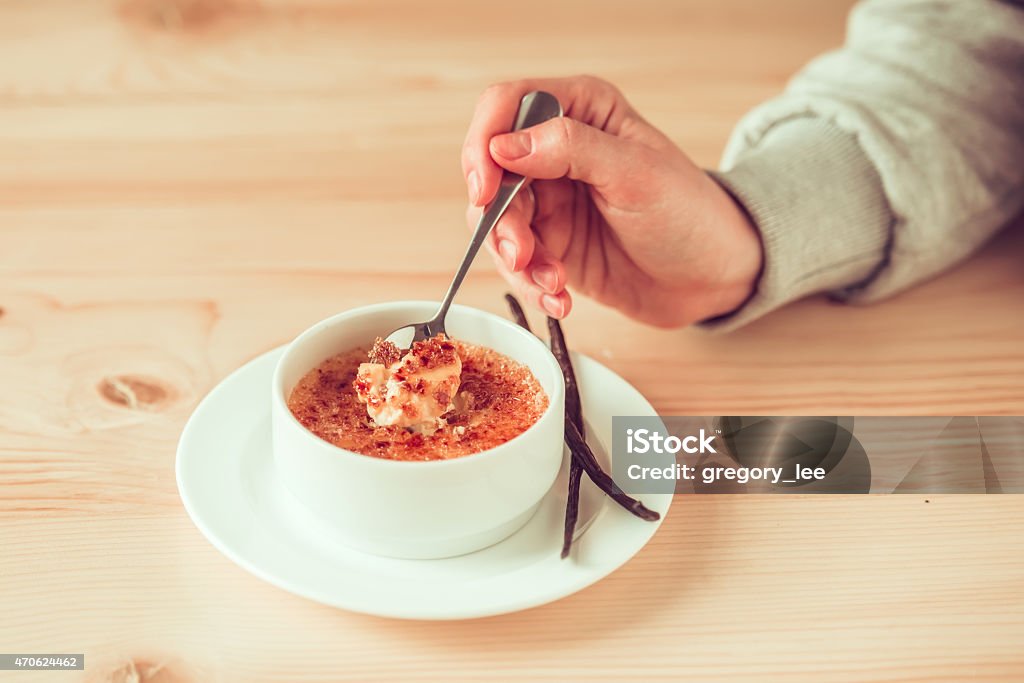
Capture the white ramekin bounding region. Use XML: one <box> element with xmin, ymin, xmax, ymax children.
<box><xmin>271</xmin><ymin>301</ymin><xmax>566</xmax><ymax>559</ymax></box>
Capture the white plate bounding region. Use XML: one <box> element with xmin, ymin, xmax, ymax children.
<box><xmin>176</xmin><ymin>347</ymin><xmax>671</xmax><ymax>620</ymax></box>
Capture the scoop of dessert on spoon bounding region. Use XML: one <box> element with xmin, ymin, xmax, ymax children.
<box><xmin>384</xmin><ymin>90</ymin><xmax>563</xmax><ymax>349</ymax></box>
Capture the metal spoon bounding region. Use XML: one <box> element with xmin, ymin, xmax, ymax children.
<box><xmin>385</xmin><ymin>90</ymin><xmax>563</xmax><ymax>347</ymax></box>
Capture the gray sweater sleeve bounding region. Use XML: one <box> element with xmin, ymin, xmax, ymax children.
<box><xmin>703</xmin><ymin>0</ymin><xmax>1024</xmax><ymax>330</ymax></box>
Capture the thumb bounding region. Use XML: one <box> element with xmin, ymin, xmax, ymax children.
<box><xmin>488</xmin><ymin>118</ymin><xmax>637</xmax><ymax>191</ymax></box>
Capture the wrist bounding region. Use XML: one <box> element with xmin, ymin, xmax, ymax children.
<box><xmin>699</xmin><ymin>119</ymin><xmax>892</xmax><ymax>331</ymax></box>
<box><xmin>700</xmin><ymin>175</ymin><xmax>764</xmax><ymax>319</ymax></box>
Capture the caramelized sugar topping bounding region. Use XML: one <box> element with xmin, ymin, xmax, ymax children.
<box><xmin>367</xmin><ymin>337</ymin><xmax>402</xmax><ymax>367</ymax></box>
<box><xmin>287</xmin><ymin>340</ymin><xmax>548</xmax><ymax>461</ymax></box>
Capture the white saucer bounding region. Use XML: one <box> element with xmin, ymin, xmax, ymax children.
<box><xmin>176</xmin><ymin>347</ymin><xmax>671</xmax><ymax>620</ymax></box>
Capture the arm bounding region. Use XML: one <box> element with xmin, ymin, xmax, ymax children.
<box><xmin>705</xmin><ymin>0</ymin><xmax>1024</xmax><ymax>329</ymax></box>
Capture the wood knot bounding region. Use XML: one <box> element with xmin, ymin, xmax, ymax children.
<box><xmin>65</xmin><ymin>345</ymin><xmax>201</xmax><ymax>429</ymax></box>
<box><xmin>90</xmin><ymin>658</ymin><xmax>199</xmax><ymax>683</ymax></box>
<box><xmin>98</xmin><ymin>374</ymin><xmax>176</xmax><ymax>410</ymax></box>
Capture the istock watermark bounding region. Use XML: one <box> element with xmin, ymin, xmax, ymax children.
<box><xmin>625</xmin><ymin>427</ymin><xmax>717</xmax><ymax>454</ymax></box>
<box><xmin>612</xmin><ymin>416</ymin><xmax>1023</xmax><ymax>494</ymax></box>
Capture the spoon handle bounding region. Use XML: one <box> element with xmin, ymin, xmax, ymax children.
<box><xmin>433</xmin><ymin>91</ymin><xmax>563</xmax><ymax>326</ymax></box>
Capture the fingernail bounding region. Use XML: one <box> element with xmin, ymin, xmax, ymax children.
<box><xmin>498</xmin><ymin>240</ymin><xmax>518</xmax><ymax>270</ymax></box>
<box><xmin>541</xmin><ymin>294</ymin><xmax>564</xmax><ymax>318</ymax></box>
<box><xmin>491</xmin><ymin>131</ymin><xmax>532</xmax><ymax>160</ymax></box>
<box><xmin>532</xmin><ymin>265</ymin><xmax>558</xmax><ymax>293</ymax></box>
<box><xmin>467</xmin><ymin>171</ymin><xmax>481</xmax><ymax>205</ymax></box>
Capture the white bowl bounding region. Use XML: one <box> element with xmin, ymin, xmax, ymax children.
<box><xmin>271</xmin><ymin>301</ymin><xmax>566</xmax><ymax>559</ymax></box>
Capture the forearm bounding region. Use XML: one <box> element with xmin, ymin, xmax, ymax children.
<box><xmin>703</xmin><ymin>0</ymin><xmax>1024</xmax><ymax>330</ymax></box>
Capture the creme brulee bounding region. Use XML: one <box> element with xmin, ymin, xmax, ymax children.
<box><xmin>287</xmin><ymin>338</ymin><xmax>548</xmax><ymax>461</ymax></box>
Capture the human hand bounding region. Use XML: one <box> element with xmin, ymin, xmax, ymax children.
<box><xmin>462</xmin><ymin>75</ymin><xmax>762</xmax><ymax>327</ymax></box>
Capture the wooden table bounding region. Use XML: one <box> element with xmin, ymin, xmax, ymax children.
<box><xmin>2</xmin><ymin>1</ymin><xmax>1022</xmax><ymax>680</ymax></box>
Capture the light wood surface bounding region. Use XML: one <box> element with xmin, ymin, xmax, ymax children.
<box><xmin>2</xmin><ymin>0</ymin><xmax>1023</xmax><ymax>681</ymax></box>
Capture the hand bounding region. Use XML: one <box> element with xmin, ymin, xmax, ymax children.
<box><xmin>462</xmin><ymin>75</ymin><xmax>762</xmax><ymax>327</ymax></box>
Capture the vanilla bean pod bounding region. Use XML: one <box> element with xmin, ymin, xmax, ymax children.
<box><xmin>565</xmin><ymin>419</ymin><xmax>660</xmax><ymax>522</ymax></box>
<box><xmin>504</xmin><ymin>294</ymin><xmax>532</xmax><ymax>332</ymax></box>
<box><xmin>562</xmin><ymin>459</ymin><xmax>584</xmax><ymax>558</ymax></box>
<box><xmin>503</xmin><ymin>294</ymin><xmax>660</xmax><ymax>536</ymax></box>
<box><xmin>547</xmin><ymin>317</ymin><xmax>583</xmax><ymax>433</ymax></box>
<box><xmin>548</xmin><ymin>316</ymin><xmax>585</xmax><ymax>558</ymax></box>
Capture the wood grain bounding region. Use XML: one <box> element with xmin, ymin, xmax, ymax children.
<box><xmin>1</xmin><ymin>0</ymin><xmax>1022</xmax><ymax>681</ymax></box>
